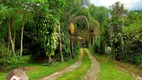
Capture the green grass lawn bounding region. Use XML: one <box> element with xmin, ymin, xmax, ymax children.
<box><xmin>27</xmin><ymin>57</ymin><xmax>78</xmax><ymax>80</ymax></box>
<box><xmin>93</xmin><ymin>54</ymin><xmax>133</xmax><ymax>80</ymax></box>
<box><xmin>0</xmin><ymin>72</ymin><xmax>7</xmax><ymax>80</ymax></box>
<box><xmin>56</xmin><ymin>49</ymin><xmax>91</xmax><ymax>80</ymax></box>
<box><xmin>115</xmin><ymin>61</ymin><xmax>142</xmax><ymax>78</ymax></box>
<box><xmin>0</xmin><ymin>57</ymin><xmax>78</xmax><ymax>80</ymax></box>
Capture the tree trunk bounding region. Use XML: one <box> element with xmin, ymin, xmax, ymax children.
<box><xmin>90</xmin><ymin>34</ymin><xmax>93</xmax><ymax>47</ymax></box>
<box><xmin>71</xmin><ymin>38</ymin><xmax>74</xmax><ymax>58</ymax></box>
<box><xmin>60</xmin><ymin>43</ymin><xmax>64</xmax><ymax>61</ymax></box>
<box><xmin>13</xmin><ymin>27</ymin><xmax>16</xmax><ymax>49</ymax></box>
<box><xmin>58</xmin><ymin>24</ymin><xmax>64</xmax><ymax>62</ymax></box>
<box><xmin>20</xmin><ymin>21</ymin><xmax>24</xmax><ymax>57</ymax></box>
<box><xmin>8</xmin><ymin>19</ymin><xmax>16</xmax><ymax>56</ymax></box>
<box><xmin>70</xmin><ymin>36</ymin><xmax>74</xmax><ymax>58</ymax></box>
<box><xmin>70</xmin><ymin>38</ymin><xmax>72</xmax><ymax>59</ymax></box>
<box><xmin>90</xmin><ymin>31</ymin><xmax>95</xmax><ymax>47</ymax></box>
<box><xmin>48</xmin><ymin>55</ymin><xmax>52</xmax><ymax>62</ymax></box>
<box><xmin>5</xmin><ymin>31</ymin><xmax>10</xmax><ymax>49</ymax></box>
<box><xmin>92</xmin><ymin>35</ymin><xmax>94</xmax><ymax>46</ymax></box>
<box><xmin>20</xmin><ymin>11</ymin><xmax>26</xmax><ymax>57</ymax></box>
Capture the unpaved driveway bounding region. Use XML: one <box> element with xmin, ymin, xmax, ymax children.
<box><xmin>83</xmin><ymin>49</ymin><xmax>100</xmax><ymax>80</ymax></box>
<box><xmin>40</xmin><ymin>48</ymin><xmax>84</xmax><ymax>80</ymax></box>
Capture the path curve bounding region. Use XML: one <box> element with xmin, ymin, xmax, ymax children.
<box><xmin>83</xmin><ymin>49</ymin><xmax>100</xmax><ymax>80</ymax></box>
<box><xmin>40</xmin><ymin>48</ymin><xmax>84</xmax><ymax>80</ymax></box>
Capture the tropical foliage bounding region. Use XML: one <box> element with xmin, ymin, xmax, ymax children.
<box><xmin>0</xmin><ymin>0</ymin><xmax>141</xmax><ymax>72</ymax></box>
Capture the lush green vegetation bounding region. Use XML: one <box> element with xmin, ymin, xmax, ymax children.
<box><xmin>0</xmin><ymin>51</ymin><xmax>79</xmax><ymax>80</ymax></box>
<box><xmin>0</xmin><ymin>0</ymin><xmax>141</xmax><ymax>79</ymax></box>
<box><xmin>0</xmin><ymin>72</ymin><xmax>7</xmax><ymax>80</ymax></box>
<box><xmin>92</xmin><ymin>2</ymin><xmax>142</xmax><ymax>64</ymax></box>
<box><xmin>56</xmin><ymin>49</ymin><xmax>91</xmax><ymax>80</ymax></box>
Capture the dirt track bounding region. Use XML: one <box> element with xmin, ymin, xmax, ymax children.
<box><xmin>83</xmin><ymin>49</ymin><xmax>100</xmax><ymax>80</ymax></box>
<box><xmin>40</xmin><ymin>48</ymin><xmax>84</xmax><ymax>80</ymax></box>
<box><xmin>40</xmin><ymin>48</ymin><xmax>100</xmax><ymax>80</ymax></box>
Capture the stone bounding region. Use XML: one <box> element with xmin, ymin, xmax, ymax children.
<box><xmin>6</xmin><ymin>69</ymin><xmax>28</xmax><ymax>80</ymax></box>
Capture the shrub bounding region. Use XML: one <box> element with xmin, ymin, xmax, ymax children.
<box><xmin>0</xmin><ymin>42</ymin><xmax>28</xmax><ymax>71</ymax></box>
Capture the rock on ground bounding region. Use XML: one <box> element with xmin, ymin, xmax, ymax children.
<box><xmin>6</xmin><ymin>69</ymin><xmax>28</xmax><ymax>80</ymax></box>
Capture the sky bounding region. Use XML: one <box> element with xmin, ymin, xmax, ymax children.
<box><xmin>90</xmin><ymin>0</ymin><xmax>142</xmax><ymax>10</ymax></box>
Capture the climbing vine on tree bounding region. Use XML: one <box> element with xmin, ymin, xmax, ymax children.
<box><xmin>34</xmin><ymin>10</ymin><xmax>58</xmax><ymax>62</ymax></box>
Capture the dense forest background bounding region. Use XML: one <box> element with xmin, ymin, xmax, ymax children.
<box><xmin>0</xmin><ymin>0</ymin><xmax>142</xmax><ymax>71</ymax></box>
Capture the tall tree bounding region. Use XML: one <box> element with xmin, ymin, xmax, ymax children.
<box><xmin>58</xmin><ymin>23</ymin><xmax>64</xmax><ymax>62</ymax></box>
<box><xmin>1</xmin><ymin>0</ymin><xmax>10</xmax><ymax>49</ymax></box>
<box><xmin>89</xmin><ymin>18</ymin><xmax>100</xmax><ymax>46</ymax></box>
<box><xmin>110</xmin><ymin>1</ymin><xmax>127</xmax><ymax>60</ymax></box>
<box><xmin>60</xmin><ymin>0</ymin><xmax>76</xmax><ymax>59</ymax></box>
<box><xmin>33</xmin><ymin>0</ymin><xmax>65</xmax><ymax>62</ymax></box>
<box><xmin>20</xmin><ymin>3</ymin><xmax>28</xmax><ymax>57</ymax></box>
<box><xmin>89</xmin><ymin>4</ymin><xmax>109</xmax><ymax>54</ymax></box>
<box><xmin>48</xmin><ymin>0</ymin><xmax>65</xmax><ymax>61</ymax></box>
<box><xmin>1</xmin><ymin>0</ymin><xmax>18</xmax><ymax>56</ymax></box>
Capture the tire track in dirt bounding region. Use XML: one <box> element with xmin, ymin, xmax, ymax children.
<box><xmin>40</xmin><ymin>48</ymin><xmax>84</xmax><ymax>80</ymax></box>
<box><xmin>83</xmin><ymin>49</ymin><xmax>100</xmax><ymax>80</ymax></box>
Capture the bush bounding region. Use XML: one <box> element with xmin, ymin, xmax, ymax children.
<box><xmin>0</xmin><ymin>42</ymin><xmax>11</xmax><ymax>70</ymax></box>
<box><xmin>0</xmin><ymin>42</ymin><xmax>28</xmax><ymax>71</ymax></box>
<box><xmin>62</xmin><ymin>32</ymin><xmax>71</xmax><ymax>60</ymax></box>
<box><xmin>133</xmin><ymin>53</ymin><xmax>142</xmax><ymax>64</ymax></box>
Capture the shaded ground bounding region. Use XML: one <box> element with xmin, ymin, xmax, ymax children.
<box><xmin>40</xmin><ymin>48</ymin><xmax>84</xmax><ymax>80</ymax></box>
<box><xmin>83</xmin><ymin>49</ymin><xmax>100</xmax><ymax>80</ymax></box>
